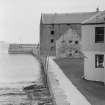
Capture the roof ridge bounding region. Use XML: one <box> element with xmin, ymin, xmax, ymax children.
<box><xmin>81</xmin><ymin>10</ymin><xmax>105</xmax><ymax>24</ymax></box>
<box><xmin>42</xmin><ymin>11</ymin><xmax>98</xmax><ymax>15</ymax></box>
<box><xmin>42</xmin><ymin>11</ymin><xmax>99</xmax><ymax>24</ymax></box>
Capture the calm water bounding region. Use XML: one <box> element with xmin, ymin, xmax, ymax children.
<box><xmin>0</xmin><ymin>42</ymin><xmax>41</xmax><ymax>104</ymax></box>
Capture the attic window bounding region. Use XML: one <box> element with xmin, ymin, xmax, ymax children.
<box><xmin>95</xmin><ymin>27</ymin><xmax>104</xmax><ymax>43</ymax></box>
<box><xmin>95</xmin><ymin>54</ymin><xmax>104</xmax><ymax>68</ymax></box>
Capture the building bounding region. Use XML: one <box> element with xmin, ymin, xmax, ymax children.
<box><xmin>40</xmin><ymin>11</ymin><xmax>98</xmax><ymax>56</ymax></box>
<box><xmin>81</xmin><ymin>10</ymin><xmax>105</xmax><ymax>83</ymax></box>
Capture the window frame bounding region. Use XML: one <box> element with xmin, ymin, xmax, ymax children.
<box><xmin>95</xmin><ymin>54</ymin><xmax>104</xmax><ymax>68</ymax></box>
<box><xmin>95</xmin><ymin>27</ymin><xmax>104</xmax><ymax>43</ymax></box>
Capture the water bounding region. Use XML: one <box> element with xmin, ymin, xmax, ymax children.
<box><xmin>0</xmin><ymin>42</ymin><xmax>41</xmax><ymax>104</ymax></box>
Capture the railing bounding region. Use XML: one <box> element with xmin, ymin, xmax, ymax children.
<box><xmin>31</xmin><ymin>48</ymin><xmax>56</xmax><ymax>105</ymax></box>
<box><xmin>41</xmin><ymin>55</ymin><xmax>56</xmax><ymax>105</ymax></box>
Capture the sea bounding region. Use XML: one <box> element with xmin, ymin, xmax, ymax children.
<box><xmin>0</xmin><ymin>42</ymin><xmax>41</xmax><ymax>105</ymax></box>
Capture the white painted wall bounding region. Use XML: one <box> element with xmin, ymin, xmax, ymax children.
<box><xmin>83</xmin><ymin>51</ymin><xmax>105</xmax><ymax>83</ymax></box>
<box><xmin>81</xmin><ymin>24</ymin><xmax>105</xmax><ymax>52</ymax></box>
<box><xmin>82</xmin><ymin>24</ymin><xmax>105</xmax><ymax>83</ymax></box>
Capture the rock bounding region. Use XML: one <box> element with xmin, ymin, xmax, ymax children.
<box><xmin>23</xmin><ymin>85</ymin><xmax>46</xmax><ymax>91</ymax></box>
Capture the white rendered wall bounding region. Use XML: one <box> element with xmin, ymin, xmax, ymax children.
<box><xmin>81</xmin><ymin>24</ymin><xmax>105</xmax><ymax>52</ymax></box>
<box><xmin>81</xmin><ymin>24</ymin><xmax>105</xmax><ymax>83</ymax></box>
<box><xmin>83</xmin><ymin>51</ymin><xmax>105</xmax><ymax>83</ymax></box>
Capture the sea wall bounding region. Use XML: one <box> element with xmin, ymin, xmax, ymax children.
<box><xmin>8</xmin><ymin>43</ymin><xmax>38</xmax><ymax>54</ymax></box>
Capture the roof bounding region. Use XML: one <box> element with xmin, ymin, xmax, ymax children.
<box><xmin>41</xmin><ymin>12</ymin><xmax>98</xmax><ymax>24</ymax></box>
<box><xmin>82</xmin><ymin>10</ymin><xmax>105</xmax><ymax>24</ymax></box>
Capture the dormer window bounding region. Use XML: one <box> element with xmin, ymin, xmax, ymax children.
<box><xmin>95</xmin><ymin>27</ymin><xmax>104</xmax><ymax>43</ymax></box>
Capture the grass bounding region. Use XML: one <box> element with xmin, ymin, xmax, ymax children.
<box><xmin>54</xmin><ymin>58</ymin><xmax>105</xmax><ymax>105</ymax></box>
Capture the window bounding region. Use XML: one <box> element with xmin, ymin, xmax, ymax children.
<box><xmin>75</xmin><ymin>41</ymin><xmax>79</xmax><ymax>44</ymax></box>
<box><xmin>95</xmin><ymin>27</ymin><xmax>104</xmax><ymax>43</ymax></box>
<box><xmin>75</xmin><ymin>50</ymin><xmax>78</xmax><ymax>53</ymax></box>
<box><xmin>51</xmin><ymin>30</ymin><xmax>54</xmax><ymax>35</ymax></box>
<box><xmin>51</xmin><ymin>39</ymin><xmax>54</xmax><ymax>43</ymax></box>
<box><xmin>69</xmin><ymin>40</ymin><xmax>72</xmax><ymax>43</ymax></box>
<box><xmin>95</xmin><ymin>54</ymin><xmax>104</xmax><ymax>68</ymax></box>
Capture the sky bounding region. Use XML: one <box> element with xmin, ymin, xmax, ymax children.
<box><xmin>0</xmin><ymin>0</ymin><xmax>105</xmax><ymax>44</ymax></box>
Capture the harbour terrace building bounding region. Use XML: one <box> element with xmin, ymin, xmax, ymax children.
<box><xmin>81</xmin><ymin>10</ymin><xmax>105</xmax><ymax>83</ymax></box>
<box><xmin>40</xmin><ymin>11</ymin><xmax>98</xmax><ymax>56</ymax></box>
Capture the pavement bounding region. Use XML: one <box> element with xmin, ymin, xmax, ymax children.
<box><xmin>47</xmin><ymin>57</ymin><xmax>91</xmax><ymax>105</ymax></box>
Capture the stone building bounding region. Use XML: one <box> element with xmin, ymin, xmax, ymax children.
<box><xmin>40</xmin><ymin>11</ymin><xmax>97</xmax><ymax>56</ymax></box>
<box><xmin>81</xmin><ymin>10</ymin><xmax>105</xmax><ymax>83</ymax></box>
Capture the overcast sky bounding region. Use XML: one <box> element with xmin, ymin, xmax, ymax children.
<box><xmin>0</xmin><ymin>0</ymin><xmax>105</xmax><ymax>44</ymax></box>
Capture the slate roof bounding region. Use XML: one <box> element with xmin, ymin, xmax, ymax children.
<box><xmin>82</xmin><ymin>10</ymin><xmax>105</xmax><ymax>24</ymax></box>
<box><xmin>41</xmin><ymin>12</ymin><xmax>98</xmax><ymax>24</ymax></box>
